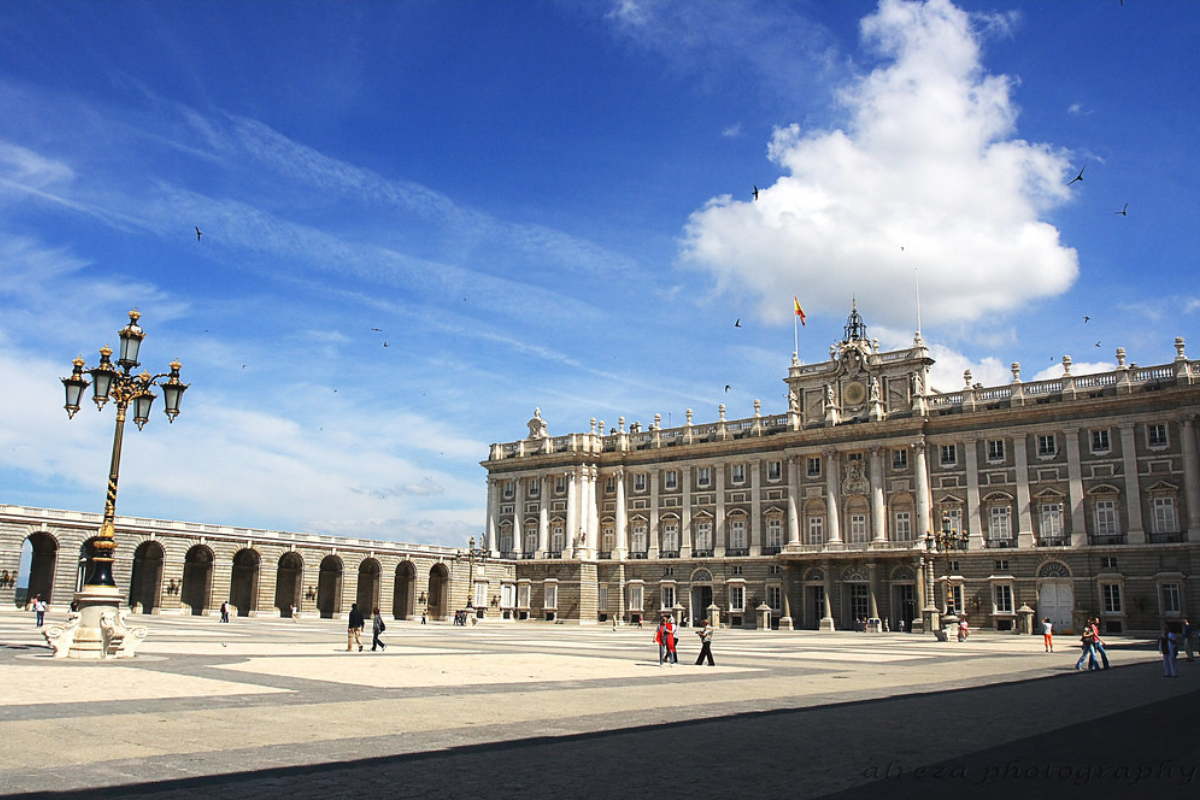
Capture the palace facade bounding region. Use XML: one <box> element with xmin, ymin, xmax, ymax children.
<box><xmin>482</xmin><ymin>306</ymin><xmax>1200</xmax><ymax>635</ymax></box>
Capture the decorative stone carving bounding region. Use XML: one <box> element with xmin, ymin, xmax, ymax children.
<box><xmin>843</xmin><ymin>461</ymin><xmax>870</xmax><ymax>496</ymax></box>
<box><xmin>526</xmin><ymin>408</ymin><xmax>549</xmax><ymax>440</ymax></box>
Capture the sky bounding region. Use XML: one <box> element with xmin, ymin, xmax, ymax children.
<box><xmin>1</xmin><ymin>0</ymin><xmax>1197</xmax><ymax>548</ymax></box>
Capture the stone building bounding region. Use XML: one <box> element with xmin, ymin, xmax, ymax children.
<box><xmin>482</xmin><ymin>305</ymin><xmax>1200</xmax><ymax>634</ymax></box>
<box><xmin>0</xmin><ymin>505</ymin><xmax>514</xmax><ymax>621</ymax></box>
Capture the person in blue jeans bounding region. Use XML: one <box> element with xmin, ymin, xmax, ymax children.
<box><xmin>1088</xmin><ymin>618</ymin><xmax>1111</xmax><ymax>669</ymax></box>
<box><xmin>1075</xmin><ymin>625</ymin><xmax>1100</xmax><ymax>671</ymax></box>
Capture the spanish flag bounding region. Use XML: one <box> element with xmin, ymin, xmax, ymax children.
<box><xmin>793</xmin><ymin>296</ymin><xmax>806</xmax><ymax>326</ymax></box>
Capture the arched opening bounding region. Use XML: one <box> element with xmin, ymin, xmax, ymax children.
<box><xmin>128</xmin><ymin>540</ymin><xmax>165</xmax><ymax>614</ymax></box>
<box><xmin>19</xmin><ymin>533</ymin><xmax>57</xmax><ymax>608</ymax></box>
<box><xmin>393</xmin><ymin>561</ymin><xmax>416</xmax><ymax>620</ymax></box>
<box><xmin>427</xmin><ymin>563</ymin><xmax>449</xmax><ymax>621</ymax></box>
<box><xmin>356</xmin><ymin>558</ymin><xmax>381</xmax><ymax>613</ymax></box>
<box><xmin>689</xmin><ymin>568</ymin><xmax>714</xmax><ymax>627</ymax></box>
<box><xmin>181</xmin><ymin>545</ymin><xmax>214</xmax><ymax>616</ymax></box>
<box><xmin>317</xmin><ymin>555</ymin><xmax>343</xmax><ymax>619</ymax></box>
<box><xmin>230</xmin><ymin>549</ymin><xmax>261</xmax><ymax>617</ymax></box>
<box><xmin>275</xmin><ymin>552</ymin><xmax>304</xmax><ymax>617</ymax></box>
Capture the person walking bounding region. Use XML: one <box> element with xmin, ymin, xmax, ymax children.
<box><xmin>32</xmin><ymin>595</ymin><xmax>46</xmax><ymax>627</ymax></box>
<box><xmin>1042</xmin><ymin>617</ymin><xmax>1054</xmax><ymax>652</ymax></box>
<box><xmin>1160</xmin><ymin>625</ymin><xmax>1179</xmax><ymax>677</ymax></box>
<box><xmin>290</xmin><ymin>603</ymin><xmax>299</xmax><ymax>622</ymax></box>
<box><xmin>371</xmin><ymin>607</ymin><xmax>387</xmax><ymax>652</ymax></box>
<box><xmin>666</xmin><ymin>616</ymin><xmax>678</xmax><ymax>665</ymax></box>
<box><xmin>1075</xmin><ymin>623</ymin><xmax>1099</xmax><ymax>671</ymax></box>
<box><xmin>421</xmin><ymin>609</ymin><xmax>427</xmax><ymax>625</ymax></box>
<box><xmin>655</xmin><ymin>616</ymin><xmax>670</xmax><ymax>665</ymax></box>
<box><xmin>695</xmin><ymin>618</ymin><xmax>715</xmax><ymax>666</ymax></box>
<box><xmin>1183</xmin><ymin>618</ymin><xmax>1195</xmax><ymax>662</ymax></box>
<box><xmin>347</xmin><ymin>602</ymin><xmax>365</xmax><ymax>652</ymax></box>
<box><xmin>1089</xmin><ymin>618</ymin><xmax>1111</xmax><ymax>669</ymax></box>
<box><xmin>220</xmin><ymin>601</ymin><xmax>230</xmax><ymax>623</ymax></box>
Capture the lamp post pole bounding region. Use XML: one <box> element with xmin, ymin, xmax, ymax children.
<box><xmin>922</xmin><ymin>511</ymin><xmax>969</xmax><ymax>639</ymax></box>
<box><xmin>58</xmin><ymin>309</ymin><xmax>187</xmax><ymax>658</ymax></box>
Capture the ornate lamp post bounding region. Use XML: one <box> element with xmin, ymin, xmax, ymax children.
<box><xmin>458</xmin><ymin>535</ymin><xmax>487</xmax><ymax>618</ymax></box>
<box><xmin>922</xmin><ymin>511</ymin><xmax>969</xmax><ymax>638</ymax></box>
<box><xmin>54</xmin><ymin>309</ymin><xmax>187</xmax><ymax>658</ymax></box>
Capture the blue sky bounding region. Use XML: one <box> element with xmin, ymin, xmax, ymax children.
<box><xmin>1</xmin><ymin>0</ymin><xmax>1196</xmax><ymax>547</ymax></box>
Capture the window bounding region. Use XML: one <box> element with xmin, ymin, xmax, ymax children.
<box><xmin>994</xmin><ymin>560</ymin><xmax>1009</xmax><ymax>571</ymax></box>
<box><xmin>987</xmin><ymin>440</ymin><xmax>1005</xmax><ymax>462</ymax></box>
<box><xmin>1153</xmin><ymin>497</ymin><xmax>1177</xmax><ymax>533</ymax></box>
<box><xmin>730</xmin><ymin>586</ymin><xmax>745</xmax><ymax>612</ymax></box>
<box><xmin>598</xmin><ymin>584</ymin><xmax>609</xmax><ymax>611</ymax></box>
<box><xmin>944</xmin><ymin>507</ymin><xmax>962</xmax><ymax>535</ymax></box>
<box><xmin>766</xmin><ymin>517</ymin><xmax>783</xmax><ymax>548</ymax></box>
<box><xmin>729</xmin><ymin>519</ymin><xmax>746</xmax><ymax>550</ymax></box>
<box><xmin>502</xmin><ymin>583</ymin><xmax>515</xmax><ymax>608</ymax></box>
<box><xmin>989</xmin><ymin>506</ymin><xmax>1012</xmax><ymax>540</ymax></box>
<box><xmin>731</xmin><ymin>464</ymin><xmax>746</xmax><ymax>484</ymax></box>
<box><xmin>499</xmin><ymin>527</ymin><xmax>514</xmax><ymax>553</ymax></box>
<box><xmin>940</xmin><ymin>444</ymin><xmax>957</xmax><ymax>466</ymax></box>
<box><xmin>807</xmin><ymin>457</ymin><xmax>821</xmax><ymax>477</ymax></box>
<box><xmin>1148</xmin><ymin>423</ymin><xmax>1168</xmax><ymax>448</ymax></box>
<box><xmin>946</xmin><ymin>584</ymin><xmax>963</xmax><ymax>613</ymax></box>
<box><xmin>849</xmin><ymin>513</ymin><xmax>868</xmax><ymax>543</ymax></box>
<box><xmin>850</xmin><ymin>584</ymin><xmax>870</xmax><ymax>620</ymax></box>
<box><xmin>663</xmin><ymin>567</ymin><xmax>674</xmax><ymax>577</ymax></box>
<box><xmin>661</xmin><ymin>585</ymin><xmax>675</xmax><ymax>609</ymax></box>
<box><xmin>1102</xmin><ymin>557</ymin><xmax>1118</xmax><ymax>569</ymax></box>
<box><xmin>474</xmin><ymin>582</ymin><xmax>488</xmax><ymax>608</ymax></box>
<box><xmin>731</xmin><ymin>565</ymin><xmax>743</xmax><ymax>576</ymax></box>
<box><xmin>631</xmin><ymin>524</ymin><xmax>647</xmax><ymax>553</ymax></box>
<box><xmin>661</xmin><ymin>522</ymin><xmax>679</xmax><ymax>552</ymax></box>
<box><xmin>697</xmin><ymin>467</ymin><xmax>711</xmax><ymax>487</ymax></box>
<box><xmin>634</xmin><ymin>473</ymin><xmax>646</xmax><ymax>492</ymax></box>
<box><xmin>528</xmin><ymin>480</ymin><xmax>539</xmax><ymax>497</ymax></box>
<box><xmin>892</xmin><ymin>449</ymin><xmax>908</xmax><ymax>470</ymax></box>
<box><xmin>949</xmin><ymin>560</ymin><xmax>960</xmax><ymax>572</ymax></box>
<box><xmin>1102</xmin><ymin>583</ymin><xmax>1122</xmax><ymax>614</ymax></box>
<box><xmin>694</xmin><ymin>521</ymin><xmax>713</xmax><ymax>551</ymax></box>
<box><xmin>601</xmin><ymin>526</ymin><xmax>615</xmax><ymax>553</ymax></box>
<box><xmin>629</xmin><ymin>584</ymin><xmax>643</xmax><ymax>611</ymax></box>
<box><xmin>555</xmin><ymin>476</ymin><xmax>566</xmax><ymax>494</ymax></box>
<box><xmin>544</xmin><ymin>583</ymin><xmax>558</xmax><ymax>609</ymax></box>
<box><xmin>1091</xmin><ymin>429</ymin><xmax>1110</xmax><ymax>452</ymax></box>
<box><xmin>993</xmin><ymin>584</ymin><xmax>1014</xmax><ymax>614</ymax></box>
<box><xmin>767</xmin><ymin>586</ymin><xmax>782</xmax><ymax>610</ymax></box>
<box><xmin>768</xmin><ymin>461</ymin><xmax>782</xmax><ymax>481</ymax></box>
<box><xmin>518</xmin><ymin>584</ymin><xmax>530</xmax><ymax>608</ymax></box>
<box><xmin>893</xmin><ymin>510</ymin><xmax>912</xmax><ymax>541</ymax></box>
<box><xmin>1162</xmin><ymin>583</ymin><xmax>1182</xmax><ymax>615</ymax></box>
<box><xmin>504</xmin><ymin>480</ymin><xmax>515</xmax><ymax>499</ymax></box>
<box><xmin>1095</xmin><ymin>500</ymin><xmax>1117</xmax><ymax>536</ymax></box>
<box><xmin>605</xmin><ymin>476</ymin><xmax>615</xmax><ymax>493</ymax></box>
<box><xmin>806</xmin><ymin>516</ymin><xmax>825</xmax><ymax>545</ymax></box>
<box><xmin>1037</xmin><ymin>434</ymin><xmax>1056</xmax><ymax>457</ymax></box>
<box><xmin>664</xmin><ymin>470</ymin><xmax>678</xmax><ymax>490</ymax></box>
<box><xmin>1040</xmin><ymin>503</ymin><xmax>1063</xmax><ymax>538</ymax></box>
<box><xmin>552</xmin><ymin>525</ymin><xmax>565</xmax><ymax>553</ymax></box>
<box><xmin>524</xmin><ymin>527</ymin><xmax>537</xmax><ymax>553</ymax></box>
<box><xmin>769</xmin><ymin>565</ymin><xmax>782</xmax><ymax>575</ymax></box>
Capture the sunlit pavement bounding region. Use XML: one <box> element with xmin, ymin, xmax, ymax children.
<box><xmin>1</xmin><ymin>609</ymin><xmax>1195</xmax><ymax>798</ymax></box>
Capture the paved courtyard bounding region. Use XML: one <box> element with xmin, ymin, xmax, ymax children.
<box><xmin>1</xmin><ymin>608</ymin><xmax>1196</xmax><ymax>798</ymax></box>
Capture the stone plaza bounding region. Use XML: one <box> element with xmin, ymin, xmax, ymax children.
<box><xmin>1</xmin><ymin>607</ymin><xmax>1196</xmax><ymax>798</ymax></box>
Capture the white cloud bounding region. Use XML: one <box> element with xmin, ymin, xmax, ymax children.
<box><xmin>722</xmin><ymin>123</ymin><xmax>743</xmax><ymax>138</ymax></box>
<box><xmin>679</xmin><ymin>0</ymin><xmax>1078</xmax><ymax>330</ymax></box>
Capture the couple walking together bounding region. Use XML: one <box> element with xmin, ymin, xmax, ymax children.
<box><xmin>655</xmin><ymin>616</ymin><xmax>715</xmax><ymax>666</ymax></box>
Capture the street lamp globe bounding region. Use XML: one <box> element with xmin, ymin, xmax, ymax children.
<box><xmin>61</xmin><ymin>356</ymin><xmax>90</xmax><ymax>419</ymax></box>
<box><xmin>117</xmin><ymin>309</ymin><xmax>145</xmax><ymax>368</ymax></box>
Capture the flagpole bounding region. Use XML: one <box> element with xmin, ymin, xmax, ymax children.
<box><xmin>794</xmin><ymin>312</ymin><xmax>799</xmax><ymax>359</ymax></box>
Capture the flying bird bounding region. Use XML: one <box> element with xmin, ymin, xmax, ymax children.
<box><xmin>1115</xmin><ymin>204</ymin><xmax>1128</xmax><ymax>216</ymax></box>
<box><xmin>1096</xmin><ymin>341</ymin><xmax>1102</xmax><ymax>347</ymax></box>
<box><xmin>1083</xmin><ymin>316</ymin><xmax>1090</xmax><ymax>323</ymax></box>
<box><xmin>383</xmin><ymin>341</ymin><xmax>389</xmax><ymax>348</ymax></box>
<box><xmin>195</xmin><ymin>227</ymin><xmax>202</xmax><ymax>241</ymax></box>
<box><xmin>752</xmin><ymin>186</ymin><xmax>759</xmax><ymax>201</ymax></box>
<box><xmin>734</xmin><ymin>319</ymin><xmax>741</xmax><ymax>328</ymax></box>
<box><xmin>724</xmin><ymin>385</ymin><xmax>731</xmax><ymax>393</ymax></box>
<box><xmin>1067</xmin><ymin>166</ymin><xmax>1085</xmax><ymax>186</ymax></box>
<box><xmin>371</xmin><ymin>328</ymin><xmax>383</xmax><ymax>332</ymax></box>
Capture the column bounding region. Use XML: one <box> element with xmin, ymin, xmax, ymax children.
<box><xmin>714</xmin><ymin>464</ymin><xmax>726</xmax><ymax>558</ymax></box>
<box><xmin>821</xmin><ymin>559</ymin><xmax>835</xmax><ymax>631</ymax></box>
<box><xmin>614</xmin><ymin>468</ymin><xmax>627</xmax><ymax>560</ymax></box>
<box><xmin>868</xmin><ymin>562</ymin><xmax>880</xmax><ymax>622</ymax></box>
<box><xmin>1182</xmin><ymin>418</ymin><xmax>1200</xmax><ymax>542</ymax></box>
<box><xmin>1119</xmin><ymin>424</ymin><xmax>1145</xmax><ymax>543</ymax></box>
<box><xmin>786</xmin><ymin>455</ymin><xmax>801</xmax><ymax>547</ymax></box>
<box><xmin>484</xmin><ymin>478</ymin><xmax>498</xmax><ymax>557</ymax></box>
<box><xmin>914</xmin><ymin>440</ymin><xmax>932</xmax><ymax>539</ymax></box>
<box><xmin>649</xmin><ymin>470</ymin><xmax>661</xmax><ymax>559</ymax></box>
<box><xmin>825</xmin><ymin>450</ymin><xmax>842</xmax><ymax>545</ymax></box>
<box><xmin>870</xmin><ymin>447</ymin><xmax>886</xmax><ymax>543</ymax></box>
<box><xmin>511</xmin><ymin>477</ymin><xmax>523</xmax><ymax>558</ymax></box>
<box><xmin>537</xmin><ymin>476</ymin><xmax>549</xmax><ymax>558</ymax></box>
<box><xmin>681</xmin><ymin>465</ymin><xmax>693</xmax><ymax>558</ymax></box>
<box><xmin>750</xmin><ymin>459</ymin><xmax>762</xmax><ymax>556</ymax></box>
<box><xmin>584</xmin><ymin>467</ymin><xmax>599</xmax><ymax>557</ymax></box>
<box><xmin>1064</xmin><ymin>428</ymin><xmax>1087</xmax><ymax>546</ymax></box>
<box><xmin>1013</xmin><ymin>435</ymin><xmax>1033</xmax><ymax>548</ymax></box>
<box><xmin>963</xmin><ymin>436</ymin><xmax>983</xmax><ymax>548</ymax></box>
<box><xmin>565</xmin><ymin>469</ymin><xmax>578</xmax><ymax>559</ymax></box>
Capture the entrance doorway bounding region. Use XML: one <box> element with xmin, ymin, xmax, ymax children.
<box><xmin>181</xmin><ymin>546</ymin><xmax>214</xmax><ymax>616</ymax></box>
<box><xmin>393</xmin><ymin>561</ymin><xmax>416</xmax><ymax>619</ymax></box>
<box><xmin>231</xmin><ymin>549</ymin><xmax>260</xmax><ymax>616</ymax></box>
<box><xmin>275</xmin><ymin>553</ymin><xmax>303</xmax><ymax>617</ymax></box>
<box><xmin>20</xmin><ymin>533</ymin><xmax>58</xmax><ymax>607</ymax></box>
<box><xmin>1038</xmin><ymin>580</ymin><xmax>1074</xmax><ymax>634</ymax></box>
<box><xmin>129</xmin><ymin>541</ymin><xmax>164</xmax><ymax>613</ymax></box>
<box><xmin>317</xmin><ymin>556</ymin><xmax>343</xmax><ymax>619</ymax></box>
<box><xmin>807</xmin><ymin>585</ymin><xmax>825</xmax><ymax>630</ymax></box>
<box><xmin>690</xmin><ymin>585</ymin><xmax>713</xmax><ymax>626</ymax></box>
<box><xmin>893</xmin><ymin>584</ymin><xmax>915</xmax><ymax>631</ymax></box>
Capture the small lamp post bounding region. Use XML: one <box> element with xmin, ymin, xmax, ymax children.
<box><xmin>922</xmin><ymin>512</ymin><xmax>969</xmax><ymax>638</ymax></box>
<box><xmin>58</xmin><ymin>309</ymin><xmax>187</xmax><ymax>658</ymax></box>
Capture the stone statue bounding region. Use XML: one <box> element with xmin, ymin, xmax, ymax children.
<box><xmin>870</xmin><ymin>376</ymin><xmax>881</xmax><ymax>403</ymax></box>
<box><xmin>527</xmin><ymin>407</ymin><xmax>549</xmax><ymax>440</ymax></box>
<box><xmin>911</xmin><ymin>372</ymin><xmax>923</xmax><ymax>398</ymax></box>
<box><xmin>825</xmin><ymin>383</ymin><xmax>835</xmax><ymax>408</ymax></box>
<box><xmin>788</xmin><ymin>388</ymin><xmax>800</xmax><ymax>414</ymax></box>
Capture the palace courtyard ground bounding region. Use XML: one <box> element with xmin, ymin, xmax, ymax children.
<box><xmin>0</xmin><ymin>609</ymin><xmax>1196</xmax><ymax>798</ymax></box>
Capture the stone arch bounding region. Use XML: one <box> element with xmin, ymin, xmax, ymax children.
<box><xmin>841</xmin><ymin>566</ymin><xmax>870</xmax><ymax>583</ymax></box>
<box><xmin>891</xmin><ymin>565</ymin><xmax>916</xmax><ymax>582</ymax></box>
<box><xmin>231</xmin><ymin>548</ymin><xmax>261</xmax><ymax>617</ymax></box>
<box><xmin>427</xmin><ymin>563</ymin><xmax>450</xmax><ymax>621</ymax></box>
<box><xmin>181</xmin><ymin>544</ymin><xmax>214</xmax><ymax>616</ymax></box>
<box><xmin>128</xmin><ymin>539</ymin><xmax>165</xmax><ymax>614</ymax></box>
<box><xmin>275</xmin><ymin>552</ymin><xmax>304</xmax><ymax>617</ymax></box>
<box><xmin>20</xmin><ymin>531</ymin><xmax>58</xmax><ymax>607</ymax></box>
<box><xmin>357</xmin><ymin>557</ymin><xmax>382</xmax><ymax>613</ymax></box>
<box><xmin>317</xmin><ymin>555</ymin><xmax>344</xmax><ymax>619</ymax></box>
<box><xmin>393</xmin><ymin>561</ymin><xmax>416</xmax><ymax>620</ymax></box>
<box><xmin>803</xmin><ymin>568</ymin><xmax>825</xmax><ymax>583</ymax></box>
<box><xmin>1037</xmin><ymin>561</ymin><xmax>1072</xmax><ymax>579</ymax></box>
<box><xmin>690</xmin><ymin>568</ymin><xmax>714</xmax><ymax>583</ymax></box>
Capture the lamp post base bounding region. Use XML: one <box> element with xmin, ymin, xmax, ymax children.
<box><xmin>42</xmin><ymin>586</ymin><xmax>148</xmax><ymax>659</ymax></box>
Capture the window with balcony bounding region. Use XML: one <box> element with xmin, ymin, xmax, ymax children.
<box><xmin>1094</xmin><ymin>499</ymin><xmax>1117</xmax><ymax>537</ymax></box>
<box><xmin>729</xmin><ymin>519</ymin><xmax>747</xmax><ymax>551</ymax></box>
<box><xmin>766</xmin><ymin>517</ymin><xmax>783</xmax><ymax>551</ymax></box>
<box><xmin>849</xmin><ymin>514</ymin><xmax>868</xmax><ymax>543</ymax></box>
<box><xmin>989</xmin><ymin>506</ymin><xmax>1012</xmax><ymax>541</ymax></box>
<box><xmin>661</xmin><ymin>522</ymin><xmax>679</xmax><ymax>553</ymax></box>
<box><xmin>694</xmin><ymin>520</ymin><xmax>713</xmax><ymax>552</ymax></box>
<box><xmin>806</xmin><ymin>516</ymin><xmax>825</xmax><ymax>545</ymax></box>
<box><xmin>893</xmin><ymin>510</ymin><xmax>912</xmax><ymax>541</ymax></box>
<box><xmin>1040</xmin><ymin>503</ymin><xmax>1063</xmax><ymax>541</ymax></box>
<box><xmin>631</xmin><ymin>524</ymin><xmax>647</xmax><ymax>555</ymax></box>
<box><xmin>1152</xmin><ymin>497</ymin><xmax>1177</xmax><ymax>533</ymax></box>
<box><xmin>524</xmin><ymin>527</ymin><xmax>537</xmax><ymax>554</ymax></box>
<box><xmin>503</xmin><ymin>480</ymin><xmax>515</xmax><ymax>499</ymax></box>
<box><xmin>551</xmin><ymin>525</ymin><xmax>564</xmax><ymax>554</ymax></box>
<box><xmin>601</xmin><ymin>526</ymin><xmax>615</xmax><ymax>555</ymax></box>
